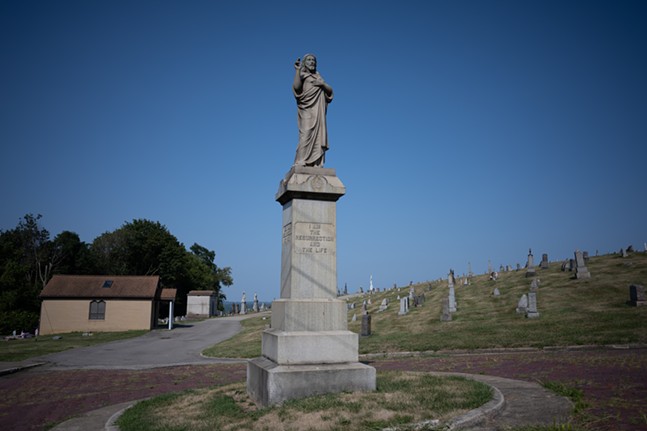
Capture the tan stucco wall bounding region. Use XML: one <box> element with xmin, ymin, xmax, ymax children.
<box><xmin>39</xmin><ymin>299</ymin><xmax>153</xmax><ymax>335</ymax></box>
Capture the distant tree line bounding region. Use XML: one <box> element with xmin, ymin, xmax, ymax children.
<box><xmin>0</xmin><ymin>214</ymin><xmax>233</xmax><ymax>334</ymax></box>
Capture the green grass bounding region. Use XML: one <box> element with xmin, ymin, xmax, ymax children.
<box><xmin>203</xmin><ymin>252</ymin><xmax>647</xmax><ymax>358</ymax></box>
<box><xmin>541</xmin><ymin>381</ymin><xmax>588</xmax><ymax>414</ymax></box>
<box><xmin>202</xmin><ymin>315</ymin><xmax>268</xmax><ymax>358</ymax></box>
<box><xmin>0</xmin><ymin>330</ymin><xmax>147</xmax><ymax>362</ymax></box>
<box><xmin>117</xmin><ymin>371</ymin><xmax>492</xmax><ymax>431</ymax></box>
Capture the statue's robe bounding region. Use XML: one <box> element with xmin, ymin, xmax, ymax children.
<box><xmin>293</xmin><ymin>71</ymin><xmax>333</xmax><ymax>167</ymax></box>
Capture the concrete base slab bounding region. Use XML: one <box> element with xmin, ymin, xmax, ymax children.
<box><xmin>247</xmin><ymin>357</ymin><xmax>376</xmax><ymax>407</ymax></box>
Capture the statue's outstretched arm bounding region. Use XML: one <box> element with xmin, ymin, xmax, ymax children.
<box><xmin>293</xmin><ymin>58</ymin><xmax>304</xmax><ymax>93</ymax></box>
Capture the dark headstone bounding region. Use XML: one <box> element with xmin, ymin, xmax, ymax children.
<box><xmin>360</xmin><ymin>314</ymin><xmax>372</xmax><ymax>336</ymax></box>
<box><xmin>540</xmin><ymin>253</ymin><xmax>549</xmax><ymax>269</ymax></box>
<box><xmin>628</xmin><ymin>284</ymin><xmax>645</xmax><ymax>307</ymax></box>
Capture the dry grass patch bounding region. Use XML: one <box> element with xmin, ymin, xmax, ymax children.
<box><xmin>202</xmin><ymin>252</ymin><xmax>647</xmax><ymax>358</ymax></box>
<box><xmin>117</xmin><ymin>371</ymin><xmax>492</xmax><ymax>431</ymax></box>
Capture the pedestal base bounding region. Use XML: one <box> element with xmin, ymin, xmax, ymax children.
<box><xmin>575</xmin><ymin>268</ymin><xmax>591</xmax><ymax>279</ymax></box>
<box><xmin>247</xmin><ymin>357</ymin><xmax>376</xmax><ymax>407</ymax></box>
<box><xmin>262</xmin><ymin>329</ymin><xmax>358</xmax><ymax>364</ymax></box>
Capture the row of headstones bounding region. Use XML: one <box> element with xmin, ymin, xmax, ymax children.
<box><xmin>232</xmin><ymin>300</ymin><xmax>266</xmax><ymax>315</ymax></box>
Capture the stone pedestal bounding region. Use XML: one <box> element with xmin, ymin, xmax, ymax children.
<box><xmin>247</xmin><ymin>166</ymin><xmax>376</xmax><ymax>406</ymax></box>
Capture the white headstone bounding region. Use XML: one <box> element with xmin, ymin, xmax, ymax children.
<box><xmin>516</xmin><ymin>294</ymin><xmax>528</xmax><ymax>314</ymax></box>
<box><xmin>448</xmin><ymin>286</ymin><xmax>457</xmax><ymax>312</ymax></box>
<box><xmin>492</xmin><ymin>287</ymin><xmax>501</xmax><ymax>297</ymax></box>
<box><xmin>398</xmin><ymin>297</ymin><xmax>409</xmax><ymax>315</ymax></box>
<box><xmin>526</xmin><ymin>292</ymin><xmax>539</xmax><ymax>318</ymax></box>
<box><xmin>378</xmin><ymin>298</ymin><xmax>388</xmax><ymax>312</ymax></box>
<box><xmin>574</xmin><ymin>250</ymin><xmax>591</xmax><ymax>279</ymax></box>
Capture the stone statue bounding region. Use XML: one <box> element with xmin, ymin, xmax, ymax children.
<box><xmin>292</xmin><ymin>54</ymin><xmax>333</xmax><ymax>167</ymax></box>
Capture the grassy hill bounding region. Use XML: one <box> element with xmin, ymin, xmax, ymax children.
<box><xmin>204</xmin><ymin>252</ymin><xmax>647</xmax><ymax>358</ymax></box>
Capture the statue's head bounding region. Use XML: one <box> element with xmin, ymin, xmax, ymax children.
<box><xmin>302</xmin><ymin>54</ymin><xmax>317</xmax><ymax>72</ymax></box>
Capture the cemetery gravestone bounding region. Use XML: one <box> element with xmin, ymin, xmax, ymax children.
<box><xmin>492</xmin><ymin>287</ymin><xmax>501</xmax><ymax>297</ymax></box>
<box><xmin>361</xmin><ymin>314</ymin><xmax>371</xmax><ymax>336</ymax></box>
<box><xmin>574</xmin><ymin>250</ymin><xmax>591</xmax><ymax>279</ymax></box>
<box><xmin>516</xmin><ymin>294</ymin><xmax>528</xmax><ymax>314</ymax></box>
<box><xmin>627</xmin><ymin>284</ymin><xmax>645</xmax><ymax>306</ymax></box>
<box><xmin>540</xmin><ymin>253</ymin><xmax>549</xmax><ymax>269</ymax></box>
<box><xmin>449</xmin><ymin>285</ymin><xmax>457</xmax><ymax>312</ymax></box>
<box><xmin>253</xmin><ymin>293</ymin><xmax>259</xmax><ymax>312</ymax></box>
<box><xmin>378</xmin><ymin>298</ymin><xmax>388</xmax><ymax>312</ymax></box>
<box><xmin>398</xmin><ymin>297</ymin><xmax>409</xmax><ymax>315</ymax></box>
<box><xmin>526</xmin><ymin>249</ymin><xmax>536</xmax><ymax>278</ymax></box>
<box><xmin>526</xmin><ymin>292</ymin><xmax>539</xmax><ymax>318</ymax></box>
<box><xmin>440</xmin><ymin>297</ymin><xmax>452</xmax><ymax>322</ymax></box>
<box><xmin>240</xmin><ymin>292</ymin><xmax>247</xmax><ymax>315</ymax></box>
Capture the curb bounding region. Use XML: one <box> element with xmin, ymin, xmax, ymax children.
<box><xmin>91</xmin><ymin>372</ymin><xmax>505</xmax><ymax>431</ymax></box>
<box><xmin>445</xmin><ymin>376</ymin><xmax>505</xmax><ymax>430</ymax></box>
<box><xmin>359</xmin><ymin>343</ymin><xmax>647</xmax><ymax>361</ymax></box>
<box><xmin>0</xmin><ymin>362</ymin><xmax>45</xmax><ymax>376</ymax></box>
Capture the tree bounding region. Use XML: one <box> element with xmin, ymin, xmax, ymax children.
<box><xmin>51</xmin><ymin>231</ymin><xmax>91</xmax><ymax>275</ymax></box>
<box><xmin>189</xmin><ymin>243</ymin><xmax>233</xmax><ymax>311</ymax></box>
<box><xmin>0</xmin><ymin>214</ymin><xmax>56</xmax><ymax>333</ymax></box>
<box><xmin>89</xmin><ymin>219</ymin><xmax>186</xmax><ymax>285</ymax></box>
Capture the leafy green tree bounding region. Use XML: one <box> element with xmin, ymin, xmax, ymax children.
<box><xmin>89</xmin><ymin>219</ymin><xmax>186</xmax><ymax>285</ymax></box>
<box><xmin>0</xmin><ymin>214</ymin><xmax>55</xmax><ymax>333</ymax></box>
<box><xmin>189</xmin><ymin>243</ymin><xmax>233</xmax><ymax>311</ymax></box>
<box><xmin>51</xmin><ymin>231</ymin><xmax>91</xmax><ymax>275</ymax></box>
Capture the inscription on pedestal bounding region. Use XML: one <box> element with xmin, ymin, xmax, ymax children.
<box><xmin>294</xmin><ymin>222</ymin><xmax>335</xmax><ymax>255</ymax></box>
<box><xmin>282</xmin><ymin>223</ymin><xmax>292</xmax><ymax>244</ymax></box>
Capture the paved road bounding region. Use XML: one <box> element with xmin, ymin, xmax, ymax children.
<box><xmin>38</xmin><ymin>314</ymin><xmax>260</xmax><ymax>370</ymax></box>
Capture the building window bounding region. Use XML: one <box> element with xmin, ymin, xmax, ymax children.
<box><xmin>89</xmin><ymin>300</ymin><xmax>106</xmax><ymax>320</ymax></box>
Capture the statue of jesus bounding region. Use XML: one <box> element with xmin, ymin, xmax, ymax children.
<box><xmin>292</xmin><ymin>54</ymin><xmax>333</xmax><ymax>167</ymax></box>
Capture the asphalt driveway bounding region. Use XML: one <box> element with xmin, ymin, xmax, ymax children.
<box><xmin>38</xmin><ymin>314</ymin><xmax>258</xmax><ymax>369</ymax></box>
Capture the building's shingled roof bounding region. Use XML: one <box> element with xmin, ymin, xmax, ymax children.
<box><xmin>160</xmin><ymin>288</ymin><xmax>177</xmax><ymax>301</ymax></box>
<box><xmin>40</xmin><ymin>275</ymin><xmax>161</xmax><ymax>299</ymax></box>
<box><xmin>187</xmin><ymin>290</ymin><xmax>216</xmax><ymax>296</ymax></box>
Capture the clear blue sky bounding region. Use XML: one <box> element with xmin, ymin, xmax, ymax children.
<box><xmin>2</xmin><ymin>1</ymin><xmax>646</xmax><ymax>302</ymax></box>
